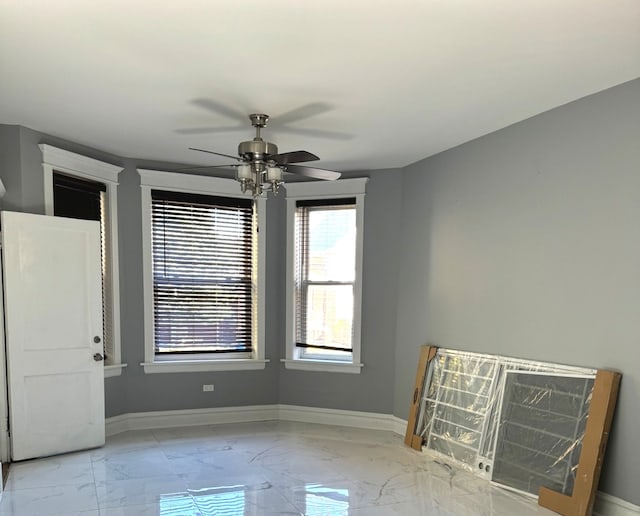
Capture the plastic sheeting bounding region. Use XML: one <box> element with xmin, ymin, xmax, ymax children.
<box><xmin>415</xmin><ymin>348</ymin><xmax>596</xmax><ymax>497</ymax></box>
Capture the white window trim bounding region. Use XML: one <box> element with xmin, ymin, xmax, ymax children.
<box><xmin>40</xmin><ymin>144</ymin><xmax>125</xmax><ymax>378</ymax></box>
<box><xmin>138</xmin><ymin>169</ymin><xmax>268</xmax><ymax>374</ymax></box>
<box><xmin>282</xmin><ymin>178</ymin><xmax>367</xmax><ymax>374</ymax></box>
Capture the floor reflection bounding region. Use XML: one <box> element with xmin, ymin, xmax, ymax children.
<box><xmin>303</xmin><ymin>483</ymin><xmax>350</xmax><ymax>514</ymax></box>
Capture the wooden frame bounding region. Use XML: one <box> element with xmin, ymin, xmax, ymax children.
<box><xmin>538</xmin><ymin>369</ymin><xmax>621</xmax><ymax>516</ymax></box>
<box><xmin>404</xmin><ymin>344</ymin><xmax>438</xmax><ymax>450</ymax></box>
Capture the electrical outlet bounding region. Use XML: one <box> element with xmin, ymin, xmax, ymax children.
<box><xmin>202</xmin><ymin>384</ymin><xmax>214</xmax><ymax>392</ymax></box>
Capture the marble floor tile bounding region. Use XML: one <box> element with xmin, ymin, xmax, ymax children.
<box><xmin>152</xmin><ymin>425</ymin><xmax>220</xmax><ymax>445</ymax></box>
<box><xmin>1</xmin><ymin>421</ymin><xmax>556</xmax><ymax>516</ymax></box>
<box><xmin>92</xmin><ymin>447</ymin><xmax>176</xmax><ymax>482</ymax></box>
<box><xmin>98</xmin><ymin>497</ymin><xmax>201</xmax><ymax>516</ymax></box>
<box><xmin>89</xmin><ymin>430</ymin><xmax>159</xmax><ymax>461</ymax></box>
<box><xmin>0</xmin><ymin>483</ymin><xmax>99</xmax><ymax>516</ymax></box>
<box><xmin>5</xmin><ymin>458</ymin><xmax>94</xmax><ymax>490</ymax></box>
<box><xmin>94</xmin><ymin>475</ymin><xmax>190</xmax><ymax>509</ymax></box>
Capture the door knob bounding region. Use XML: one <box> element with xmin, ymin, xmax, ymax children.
<box><xmin>93</xmin><ymin>353</ymin><xmax>104</xmax><ymax>362</ymax></box>
<box><xmin>93</xmin><ymin>336</ymin><xmax>101</xmax><ymax>343</ymax></box>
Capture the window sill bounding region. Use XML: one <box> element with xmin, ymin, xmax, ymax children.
<box><xmin>281</xmin><ymin>359</ymin><xmax>363</xmax><ymax>374</ymax></box>
<box><xmin>104</xmin><ymin>364</ymin><xmax>127</xmax><ymax>378</ymax></box>
<box><xmin>141</xmin><ymin>359</ymin><xmax>270</xmax><ymax>374</ymax></box>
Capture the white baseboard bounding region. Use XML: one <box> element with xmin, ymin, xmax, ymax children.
<box><xmin>391</xmin><ymin>416</ymin><xmax>408</xmax><ymax>436</ymax></box>
<box><xmin>105</xmin><ymin>407</ymin><xmax>638</xmax><ymax>515</ymax></box>
<box><xmin>277</xmin><ymin>404</ymin><xmax>396</xmax><ymax>431</ymax></box>
<box><xmin>106</xmin><ymin>404</ymin><xmax>279</xmax><ymax>436</ymax></box>
<box><xmin>594</xmin><ymin>493</ymin><xmax>640</xmax><ymax>516</ymax></box>
<box><xmin>106</xmin><ymin>404</ymin><xmax>397</xmax><ymax>437</ymax></box>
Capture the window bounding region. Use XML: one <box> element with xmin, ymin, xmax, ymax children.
<box><xmin>295</xmin><ymin>198</ymin><xmax>356</xmax><ymax>359</ymax></box>
<box><xmin>283</xmin><ymin>178</ymin><xmax>367</xmax><ymax>373</ymax></box>
<box><xmin>41</xmin><ymin>145</ymin><xmax>124</xmax><ymax>378</ymax></box>
<box><xmin>151</xmin><ymin>190</ymin><xmax>253</xmax><ymax>356</ymax></box>
<box><xmin>139</xmin><ymin>169</ymin><xmax>267</xmax><ymax>373</ymax></box>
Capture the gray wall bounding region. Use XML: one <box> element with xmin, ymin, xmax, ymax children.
<box><xmin>0</xmin><ymin>125</ymin><xmax>399</xmax><ymax>418</ymax></box>
<box><xmin>278</xmin><ymin>169</ymin><xmax>402</xmax><ymax>413</ymax></box>
<box><xmin>0</xmin><ymin>126</ymin><xmax>25</xmax><ymax>213</ymax></box>
<box><xmin>393</xmin><ymin>78</ymin><xmax>640</xmax><ymax>504</ymax></box>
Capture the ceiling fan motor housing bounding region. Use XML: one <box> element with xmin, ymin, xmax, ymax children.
<box><xmin>238</xmin><ymin>139</ymin><xmax>278</xmax><ymax>161</ymax></box>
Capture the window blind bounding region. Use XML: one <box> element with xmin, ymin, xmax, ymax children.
<box><xmin>151</xmin><ymin>189</ymin><xmax>254</xmax><ymax>354</ymax></box>
<box><xmin>295</xmin><ymin>198</ymin><xmax>356</xmax><ymax>353</ymax></box>
<box><xmin>53</xmin><ymin>172</ymin><xmax>105</xmax><ymax>221</ymax></box>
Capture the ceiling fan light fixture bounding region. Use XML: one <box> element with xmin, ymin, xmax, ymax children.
<box><xmin>236</xmin><ymin>163</ymin><xmax>256</xmax><ymax>195</ymax></box>
<box><xmin>266</xmin><ymin>166</ymin><xmax>282</xmax><ymax>182</ymax></box>
<box><xmin>236</xmin><ymin>164</ymin><xmax>252</xmax><ymax>181</ymax></box>
<box><xmin>265</xmin><ymin>165</ymin><xmax>284</xmax><ymax>195</ymax></box>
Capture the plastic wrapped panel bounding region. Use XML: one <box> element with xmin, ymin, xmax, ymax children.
<box><xmin>420</xmin><ymin>351</ymin><xmax>499</xmax><ymax>469</ymax></box>
<box><xmin>492</xmin><ymin>372</ymin><xmax>594</xmax><ymax>496</ymax></box>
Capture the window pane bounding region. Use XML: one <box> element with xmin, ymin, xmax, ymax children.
<box><xmin>306</xmin><ymin>208</ymin><xmax>356</xmax><ymax>282</ymax></box>
<box><xmin>302</xmin><ymin>284</ymin><xmax>353</xmax><ymax>350</ymax></box>
<box><xmin>154</xmin><ymin>281</ymin><xmax>252</xmax><ymax>353</ymax></box>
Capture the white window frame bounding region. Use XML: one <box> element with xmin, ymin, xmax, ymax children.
<box><xmin>282</xmin><ymin>178</ymin><xmax>367</xmax><ymax>374</ymax></box>
<box><xmin>40</xmin><ymin>144</ymin><xmax>125</xmax><ymax>378</ymax></box>
<box><xmin>138</xmin><ymin>169</ymin><xmax>268</xmax><ymax>373</ymax></box>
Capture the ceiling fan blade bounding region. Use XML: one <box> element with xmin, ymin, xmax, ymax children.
<box><xmin>286</xmin><ymin>164</ymin><xmax>341</xmax><ymax>181</ymax></box>
<box><xmin>271</xmin><ymin>150</ymin><xmax>319</xmax><ymax>165</ymax></box>
<box><xmin>190</xmin><ymin>98</ymin><xmax>247</xmax><ymax>122</ymax></box>
<box><xmin>176</xmin><ymin>125</ymin><xmax>244</xmax><ymax>135</ymax></box>
<box><xmin>274</xmin><ymin>102</ymin><xmax>332</xmax><ymax>125</ymax></box>
<box><xmin>189</xmin><ymin>147</ymin><xmax>242</xmax><ymax>161</ymax></box>
<box><xmin>276</xmin><ymin>126</ymin><xmax>353</xmax><ymax>141</ymax></box>
<box><xmin>173</xmin><ymin>164</ymin><xmax>238</xmax><ymax>172</ymax></box>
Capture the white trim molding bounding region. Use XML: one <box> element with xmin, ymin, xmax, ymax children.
<box><xmin>280</xmin><ymin>358</ymin><xmax>363</xmax><ymax>374</ymax></box>
<box><xmin>277</xmin><ymin>404</ymin><xmax>396</xmax><ymax>431</ymax></box>
<box><xmin>284</xmin><ymin>177</ymin><xmax>368</xmax><ymax>373</ymax></box>
<box><xmin>594</xmin><ymin>493</ymin><xmax>640</xmax><ymax>516</ymax></box>
<box><xmin>283</xmin><ymin>177</ymin><xmax>369</xmax><ymax>198</ymax></box>
<box><xmin>106</xmin><ymin>405</ymin><xmax>280</xmax><ymax>436</ymax></box>
<box><xmin>391</xmin><ymin>416</ymin><xmax>408</xmax><ymax>437</ymax></box>
<box><xmin>106</xmin><ymin>404</ymin><xmax>397</xmax><ymax>436</ymax></box>
<box><xmin>104</xmin><ymin>364</ymin><xmax>127</xmax><ymax>378</ymax></box>
<box><xmin>140</xmin><ymin>359</ymin><xmax>270</xmax><ymax>374</ymax></box>
<box><xmin>40</xmin><ymin>144</ymin><xmax>121</xmax><ymax>185</ymax></box>
<box><xmin>0</xmin><ymin>267</ymin><xmax>9</xmax><ymax>462</ymax></box>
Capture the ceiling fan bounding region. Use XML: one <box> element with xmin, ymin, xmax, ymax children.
<box><xmin>179</xmin><ymin>100</ymin><xmax>346</xmax><ymax>197</ymax></box>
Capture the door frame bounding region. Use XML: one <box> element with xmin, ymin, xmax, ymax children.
<box><xmin>0</xmin><ymin>246</ymin><xmax>10</xmax><ymax>463</ymax></box>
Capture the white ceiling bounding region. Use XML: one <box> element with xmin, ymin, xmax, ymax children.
<box><xmin>1</xmin><ymin>0</ymin><xmax>639</xmax><ymax>172</ymax></box>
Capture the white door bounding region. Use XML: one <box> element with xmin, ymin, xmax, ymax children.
<box><xmin>1</xmin><ymin>211</ymin><xmax>105</xmax><ymax>461</ymax></box>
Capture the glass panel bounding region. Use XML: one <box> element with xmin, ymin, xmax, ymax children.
<box><xmin>306</xmin><ymin>207</ymin><xmax>356</xmax><ymax>282</ymax></box>
<box><xmin>151</xmin><ymin>191</ymin><xmax>254</xmax><ymax>354</ymax></box>
<box><xmin>303</xmin><ymin>284</ymin><xmax>353</xmax><ymax>350</ymax></box>
<box><xmin>492</xmin><ymin>372</ymin><xmax>594</xmax><ymax>496</ymax></box>
<box><xmin>420</xmin><ymin>352</ymin><xmax>499</xmax><ymax>467</ymax></box>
